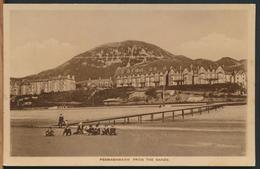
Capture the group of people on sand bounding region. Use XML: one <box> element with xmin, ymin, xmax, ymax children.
<box><xmin>45</xmin><ymin>114</ymin><xmax>117</xmax><ymax>136</ymax></box>
<box><xmin>76</xmin><ymin>123</ymin><xmax>117</xmax><ymax>136</ymax></box>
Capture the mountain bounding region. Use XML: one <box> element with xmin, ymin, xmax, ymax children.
<box><xmin>216</xmin><ymin>57</ymin><xmax>246</xmax><ymax>71</ymax></box>
<box><xmin>239</xmin><ymin>59</ymin><xmax>247</xmax><ymax>66</ymax></box>
<box><xmin>15</xmin><ymin>40</ymin><xmax>247</xmax><ymax>82</ymax></box>
<box><xmin>216</xmin><ymin>57</ymin><xmax>241</xmax><ymax>67</ymax></box>
<box><xmin>22</xmin><ymin>40</ymin><xmax>178</xmax><ymax>81</ymax></box>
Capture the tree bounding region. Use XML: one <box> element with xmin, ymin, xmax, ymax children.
<box><xmin>145</xmin><ymin>88</ymin><xmax>157</xmax><ymax>99</ymax></box>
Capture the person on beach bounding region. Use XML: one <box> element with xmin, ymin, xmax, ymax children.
<box><xmin>92</xmin><ymin>124</ymin><xmax>98</xmax><ymax>135</ymax></box>
<box><xmin>95</xmin><ymin>123</ymin><xmax>101</xmax><ymax>135</ymax></box>
<box><xmin>45</xmin><ymin>127</ymin><xmax>54</xmax><ymax>136</ymax></box>
<box><xmin>64</xmin><ymin>120</ymin><xmax>69</xmax><ymax>127</ymax></box>
<box><xmin>63</xmin><ymin>125</ymin><xmax>72</xmax><ymax>136</ymax></box>
<box><xmin>84</xmin><ymin>125</ymin><xmax>89</xmax><ymax>133</ymax></box>
<box><xmin>73</xmin><ymin>122</ymin><xmax>84</xmax><ymax>135</ymax></box>
<box><xmin>89</xmin><ymin>124</ymin><xmax>94</xmax><ymax>132</ymax></box>
<box><xmin>109</xmin><ymin>125</ymin><xmax>117</xmax><ymax>135</ymax></box>
<box><xmin>62</xmin><ymin>120</ymin><xmax>72</xmax><ymax>136</ymax></box>
<box><xmin>102</xmin><ymin>125</ymin><xmax>109</xmax><ymax>135</ymax></box>
<box><xmin>85</xmin><ymin>125</ymin><xmax>93</xmax><ymax>135</ymax></box>
<box><xmin>58</xmin><ymin>114</ymin><xmax>64</xmax><ymax>128</ymax></box>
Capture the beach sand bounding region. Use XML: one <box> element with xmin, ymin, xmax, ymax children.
<box><xmin>10</xmin><ymin>105</ymin><xmax>246</xmax><ymax>156</ymax></box>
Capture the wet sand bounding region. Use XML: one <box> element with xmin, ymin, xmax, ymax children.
<box><xmin>10</xmin><ymin>105</ymin><xmax>246</xmax><ymax>156</ymax></box>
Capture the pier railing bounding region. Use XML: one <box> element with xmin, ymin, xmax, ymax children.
<box><xmin>67</xmin><ymin>102</ymin><xmax>246</xmax><ymax>126</ymax></box>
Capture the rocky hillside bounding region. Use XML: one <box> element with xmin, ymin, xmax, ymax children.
<box><xmin>15</xmin><ymin>40</ymin><xmax>247</xmax><ymax>82</ymax></box>
<box><xmin>216</xmin><ymin>57</ymin><xmax>247</xmax><ymax>72</ymax></box>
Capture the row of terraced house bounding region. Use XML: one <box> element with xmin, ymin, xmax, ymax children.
<box><xmin>114</xmin><ymin>65</ymin><xmax>247</xmax><ymax>88</ymax></box>
<box><xmin>10</xmin><ymin>65</ymin><xmax>247</xmax><ymax>96</ymax></box>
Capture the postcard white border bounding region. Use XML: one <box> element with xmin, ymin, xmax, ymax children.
<box><xmin>3</xmin><ymin>4</ymin><xmax>256</xmax><ymax>166</ymax></box>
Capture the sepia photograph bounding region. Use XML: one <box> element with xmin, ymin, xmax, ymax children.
<box><xmin>3</xmin><ymin>4</ymin><xmax>255</xmax><ymax>166</ymax></box>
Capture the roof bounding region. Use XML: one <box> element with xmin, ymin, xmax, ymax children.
<box><xmin>103</xmin><ymin>98</ymin><xmax>122</xmax><ymax>102</ymax></box>
<box><xmin>12</xmin><ymin>75</ymin><xmax>76</xmax><ymax>85</ymax></box>
<box><xmin>115</xmin><ymin>63</ymin><xmax>227</xmax><ymax>77</ymax></box>
<box><xmin>115</xmin><ymin>66</ymin><xmax>168</xmax><ymax>77</ymax></box>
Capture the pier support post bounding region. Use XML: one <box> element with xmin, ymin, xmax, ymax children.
<box><xmin>182</xmin><ymin>110</ymin><xmax>184</xmax><ymax>119</ymax></box>
<box><xmin>140</xmin><ymin>116</ymin><xmax>142</xmax><ymax>123</ymax></box>
<box><xmin>113</xmin><ymin>120</ymin><xmax>116</xmax><ymax>125</ymax></box>
<box><xmin>124</xmin><ymin>118</ymin><xmax>126</xmax><ymax>124</ymax></box>
<box><xmin>127</xmin><ymin>117</ymin><xmax>130</xmax><ymax>124</ymax></box>
<box><xmin>162</xmin><ymin>113</ymin><xmax>165</xmax><ymax>122</ymax></box>
<box><xmin>207</xmin><ymin>106</ymin><xmax>210</xmax><ymax>113</ymax></box>
<box><xmin>151</xmin><ymin>114</ymin><xmax>154</xmax><ymax>121</ymax></box>
<box><xmin>172</xmin><ymin>111</ymin><xmax>175</xmax><ymax>121</ymax></box>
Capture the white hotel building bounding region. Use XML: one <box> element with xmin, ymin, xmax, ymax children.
<box><xmin>11</xmin><ymin>75</ymin><xmax>76</xmax><ymax>96</ymax></box>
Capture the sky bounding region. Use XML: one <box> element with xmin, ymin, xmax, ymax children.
<box><xmin>7</xmin><ymin>5</ymin><xmax>251</xmax><ymax>77</ymax></box>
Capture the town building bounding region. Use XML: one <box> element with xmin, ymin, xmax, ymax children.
<box><xmin>10</xmin><ymin>80</ymin><xmax>21</xmax><ymax>96</ymax></box>
<box><xmin>224</xmin><ymin>71</ymin><xmax>235</xmax><ymax>83</ymax></box>
<box><xmin>115</xmin><ymin>64</ymin><xmax>246</xmax><ymax>88</ymax></box>
<box><xmin>76</xmin><ymin>77</ymin><xmax>113</xmax><ymax>89</ymax></box>
<box><xmin>11</xmin><ymin>65</ymin><xmax>247</xmax><ymax>96</ymax></box>
<box><xmin>103</xmin><ymin>98</ymin><xmax>123</xmax><ymax>105</ymax></box>
<box><xmin>235</xmin><ymin>70</ymin><xmax>247</xmax><ymax>88</ymax></box>
<box><xmin>115</xmin><ymin>66</ymin><xmax>168</xmax><ymax>88</ymax></box>
<box><xmin>10</xmin><ymin>75</ymin><xmax>76</xmax><ymax>96</ymax></box>
<box><xmin>197</xmin><ymin>65</ymin><xmax>226</xmax><ymax>85</ymax></box>
<box><xmin>168</xmin><ymin>67</ymin><xmax>183</xmax><ymax>86</ymax></box>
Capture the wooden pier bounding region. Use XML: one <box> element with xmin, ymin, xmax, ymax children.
<box><xmin>68</xmin><ymin>103</ymin><xmax>230</xmax><ymax>126</ymax></box>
